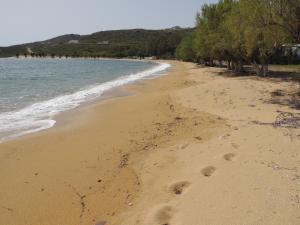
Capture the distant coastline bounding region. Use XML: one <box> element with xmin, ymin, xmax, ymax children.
<box><xmin>0</xmin><ymin>28</ymin><xmax>192</xmax><ymax>59</ymax></box>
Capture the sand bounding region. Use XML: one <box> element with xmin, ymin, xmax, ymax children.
<box><xmin>0</xmin><ymin>61</ymin><xmax>299</xmax><ymax>225</ymax></box>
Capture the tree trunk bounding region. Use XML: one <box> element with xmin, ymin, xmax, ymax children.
<box><xmin>219</xmin><ymin>60</ymin><xmax>223</xmax><ymax>67</ymax></box>
<box><xmin>262</xmin><ymin>64</ymin><xmax>268</xmax><ymax>76</ymax></box>
<box><xmin>252</xmin><ymin>62</ymin><xmax>262</xmax><ymax>76</ymax></box>
<box><xmin>233</xmin><ymin>61</ymin><xmax>243</xmax><ymax>73</ymax></box>
<box><xmin>252</xmin><ymin>62</ymin><xmax>268</xmax><ymax>76</ymax></box>
<box><xmin>232</xmin><ymin>61</ymin><xmax>237</xmax><ymax>72</ymax></box>
<box><xmin>227</xmin><ymin>60</ymin><xmax>232</xmax><ymax>70</ymax></box>
<box><xmin>237</xmin><ymin>60</ymin><xmax>244</xmax><ymax>73</ymax></box>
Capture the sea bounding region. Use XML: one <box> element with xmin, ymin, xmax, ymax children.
<box><xmin>0</xmin><ymin>58</ymin><xmax>170</xmax><ymax>142</ymax></box>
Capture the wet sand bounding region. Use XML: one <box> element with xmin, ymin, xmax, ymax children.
<box><xmin>0</xmin><ymin>61</ymin><xmax>299</xmax><ymax>225</ymax></box>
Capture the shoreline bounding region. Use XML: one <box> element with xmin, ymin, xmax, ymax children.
<box><xmin>0</xmin><ymin>59</ymin><xmax>170</xmax><ymax>143</ymax></box>
<box><xmin>0</xmin><ymin>61</ymin><xmax>299</xmax><ymax>225</ymax></box>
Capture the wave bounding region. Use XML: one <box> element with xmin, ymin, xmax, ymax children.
<box><xmin>0</xmin><ymin>62</ymin><xmax>171</xmax><ymax>142</ymax></box>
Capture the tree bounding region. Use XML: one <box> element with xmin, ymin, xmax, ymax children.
<box><xmin>176</xmin><ymin>33</ymin><xmax>196</xmax><ymax>62</ymax></box>
<box><xmin>238</xmin><ymin>0</ymin><xmax>293</xmax><ymax>75</ymax></box>
<box><xmin>222</xmin><ymin>0</ymin><xmax>247</xmax><ymax>72</ymax></box>
<box><xmin>177</xmin><ymin>0</ymin><xmax>298</xmax><ymax>75</ymax></box>
<box><xmin>193</xmin><ymin>1</ymin><xmax>240</xmax><ymax>68</ymax></box>
<box><xmin>194</xmin><ymin>3</ymin><xmax>219</xmax><ymax>65</ymax></box>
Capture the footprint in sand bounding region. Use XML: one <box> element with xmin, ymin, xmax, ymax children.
<box><xmin>223</xmin><ymin>153</ymin><xmax>236</xmax><ymax>161</ymax></box>
<box><xmin>146</xmin><ymin>205</ymin><xmax>175</xmax><ymax>225</ymax></box>
<box><xmin>201</xmin><ymin>166</ymin><xmax>216</xmax><ymax>177</ymax></box>
<box><xmin>169</xmin><ymin>181</ymin><xmax>191</xmax><ymax>195</ymax></box>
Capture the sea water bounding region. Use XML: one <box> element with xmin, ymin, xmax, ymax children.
<box><xmin>0</xmin><ymin>58</ymin><xmax>170</xmax><ymax>142</ymax></box>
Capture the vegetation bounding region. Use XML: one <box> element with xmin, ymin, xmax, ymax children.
<box><xmin>176</xmin><ymin>33</ymin><xmax>196</xmax><ymax>62</ymax></box>
<box><xmin>1</xmin><ymin>0</ymin><xmax>299</xmax><ymax>76</ymax></box>
<box><xmin>176</xmin><ymin>0</ymin><xmax>300</xmax><ymax>76</ymax></box>
<box><xmin>0</xmin><ymin>28</ymin><xmax>192</xmax><ymax>59</ymax></box>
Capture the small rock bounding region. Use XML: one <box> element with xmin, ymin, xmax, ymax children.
<box><xmin>194</xmin><ymin>136</ymin><xmax>202</xmax><ymax>141</ymax></box>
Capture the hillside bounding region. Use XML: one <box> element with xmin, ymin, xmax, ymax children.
<box><xmin>0</xmin><ymin>28</ymin><xmax>192</xmax><ymax>58</ymax></box>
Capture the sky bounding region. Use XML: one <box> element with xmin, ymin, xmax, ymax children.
<box><xmin>0</xmin><ymin>0</ymin><xmax>217</xmax><ymax>46</ymax></box>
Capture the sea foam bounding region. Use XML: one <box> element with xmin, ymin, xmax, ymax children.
<box><xmin>0</xmin><ymin>62</ymin><xmax>171</xmax><ymax>142</ymax></box>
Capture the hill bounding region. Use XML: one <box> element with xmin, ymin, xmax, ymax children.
<box><xmin>0</xmin><ymin>28</ymin><xmax>193</xmax><ymax>58</ymax></box>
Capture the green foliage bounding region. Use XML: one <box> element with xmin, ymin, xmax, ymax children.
<box><xmin>177</xmin><ymin>0</ymin><xmax>299</xmax><ymax>75</ymax></box>
<box><xmin>269</xmin><ymin>0</ymin><xmax>300</xmax><ymax>43</ymax></box>
<box><xmin>192</xmin><ymin>0</ymin><xmax>242</xmax><ymax>65</ymax></box>
<box><xmin>176</xmin><ymin>33</ymin><xmax>196</xmax><ymax>62</ymax></box>
<box><xmin>238</xmin><ymin>0</ymin><xmax>288</xmax><ymax>63</ymax></box>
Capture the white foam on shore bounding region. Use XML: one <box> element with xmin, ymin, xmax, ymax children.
<box><xmin>0</xmin><ymin>62</ymin><xmax>171</xmax><ymax>142</ymax></box>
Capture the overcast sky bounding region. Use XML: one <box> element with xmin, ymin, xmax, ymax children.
<box><xmin>0</xmin><ymin>0</ymin><xmax>217</xmax><ymax>46</ymax></box>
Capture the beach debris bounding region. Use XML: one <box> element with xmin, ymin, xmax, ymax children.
<box><xmin>169</xmin><ymin>104</ymin><xmax>175</xmax><ymax>111</ymax></box>
<box><xmin>274</xmin><ymin>111</ymin><xmax>300</xmax><ymax>128</ymax></box>
<box><xmin>1</xmin><ymin>206</ymin><xmax>14</xmax><ymax>212</ymax></box>
<box><xmin>143</xmin><ymin>143</ymin><xmax>158</xmax><ymax>151</ymax></box>
<box><xmin>267</xmin><ymin>161</ymin><xmax>297</xmax><ymax>171</ymax></box>
<box><xmin>175</xmin><ymin>116</ymin><xmax>183</xmax><ymax>121</ymax></box>
<box><xmin>119</xmin><ymin>154</ymin><xmax>129</xmax><ymax>168</ymax></box>
<box><xmin>271</xmin><ymin>89</ymin><xmax>285</xmax><ymax>97</ymax></box>
<box><xmin>95</xmin><ymin>221</ymin><xmax>107</xmax><ymax>225</ymax></box>
<box><xmin>180</xmin><ymin>143</ymin><xmax>189</xmax><ymax>149</ymax></box>
<box><xmin>65</xmin><ymin>183</ymin><xmax>86</xmax><ymax>222</ymax></box>
<box><xmin>219</xmin><ymin>133</ymin><xmax>231</xmax><ymax>139</ymax></box>
<box><xmin>292</xmin><ymin>194</ymin><xmax>300</xmax><ymax>204</ymax></box>
<box><xmin>128</xmin><ymin>202</ymin><xmax>133</xmax><ymax>206</ymax></box>
<box><xmin>194</xmin><ymin>136</ymin><xmax>202</xmax><ymax>141</ymax></box>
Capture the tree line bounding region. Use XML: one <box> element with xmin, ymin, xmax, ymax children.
<box><xmin>1</xmin><ymin>29</ymin><xmax>191</xmax><ymax>59</ymax></box>
<box><xmin>176</xmin><ymin>0</ymin><xmax>300</xmax><ymax>76</ymax></box>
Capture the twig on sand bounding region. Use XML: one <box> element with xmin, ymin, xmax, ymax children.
<box><xmin>252</xmin><ymin>111</ymin><xmax>300</xmax><ymax>129</ymax></box>
<box><xmin>65</xmin><ymin>183</ymin><xmax>87</xmax><ymax>224</ymax></box>
<box><xmin>274</xmin><ymin>111</ymin><xmax>300</xmax><ymax>128</ymax></box>
<box><xmin>1</xmin><ymin>206</ymin><xmax>14</xmax><ymax>212</ymax></box>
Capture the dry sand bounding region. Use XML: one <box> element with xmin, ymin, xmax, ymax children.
<box><xmin>0</xmin><ymin>61</ymin><xmax>299</xmax><ymax>225</ymax></box>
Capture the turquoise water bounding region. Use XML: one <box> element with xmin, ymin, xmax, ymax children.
<box><xmin>0</xmin><ymin>58</ymin><xmax>170</xmax><ymax>141</ymax></box>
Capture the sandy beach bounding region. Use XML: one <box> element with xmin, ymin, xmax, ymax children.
<box><xmin>0</xmin><ymin>61</ymin><xmax>299</xmax><ymax>225</ymax></box>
